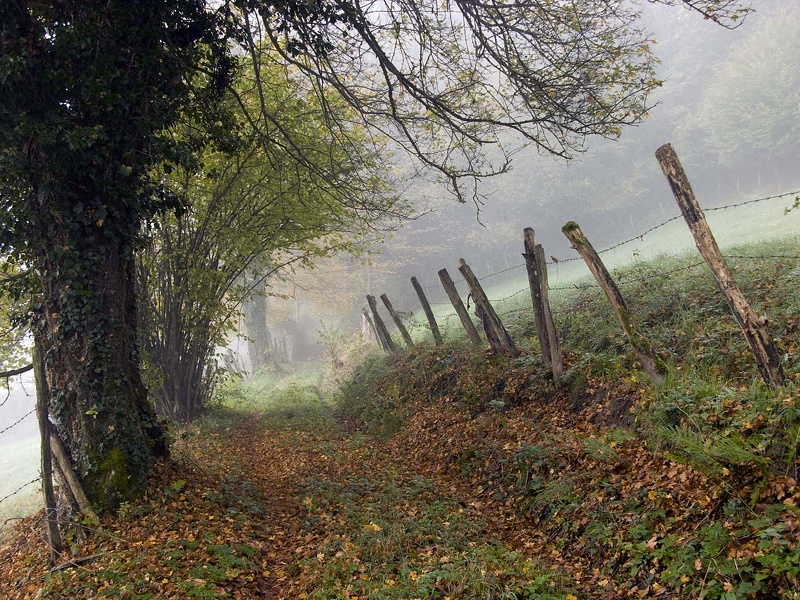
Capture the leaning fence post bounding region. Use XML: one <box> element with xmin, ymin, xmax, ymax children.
<box><xmin>380</xmin><ymin>293</ymin><xmax>414</xmax><ymax>348</ymax></box>
<box><xmin>361</xmin><ymin>308</ymin><xmax>380</xmax><ymax>346</ymax></box>
<box><xmin>458</xmin><ymin>259</ymin><xmax>519</xmax><ymax>357</ymax></box>
<box><xmin>562</xmin><ymin>222</ymin><xmax>665</xmax><ymax>385</ymax></box>
<box><xmin>438</xmin><ymin>268</ymin><xmax>482</xmax><ymax>345</ymax></box>
<box><xmin>655</xmin><ymin>143</ymin><xmax>785</xmax><ymax>386</ymax></box>
<box><xmin>535</xmin><ymin>245</ymin><xmax>564</xmax><ymax>379</ymax></box>
<box><xmin>523</xmin><ymin>228</ymin><xmax>563</xmax><ymax>379</ymax></box>
<box><xmin>366</xmin><ymin>295</ymin><xmax>397</xmax><ymax>352</ymax></box>
<box><xmin>411</xmin><ymin>276</ymin><xmax>443</xmax><ymax>346</ymax></box>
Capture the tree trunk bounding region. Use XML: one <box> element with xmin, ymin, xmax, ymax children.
<box><xmin>244</xmin><ymin>279</ymin><xmax>272</xmax><ymax>375</ymax></box>
<box><xmin>34</xmin><ymin>212</ymin><xmax>166</xmax><ymax>512</ymax></box>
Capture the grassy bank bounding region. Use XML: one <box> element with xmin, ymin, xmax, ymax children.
<box><xmin>336</xmin><ymin>237</ymin><xmax>800</xmax><ymax>598</ymax></box>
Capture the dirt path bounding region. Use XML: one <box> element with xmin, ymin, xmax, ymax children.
<box><xmin>208</xmin><ymin>409</ymin><xmax>580</xmax><ymax>599</ymax></box>
<box><xmin>0</xmin><ymin>400</ymin><xmax>687</xmax><ymax>599</ymax></box>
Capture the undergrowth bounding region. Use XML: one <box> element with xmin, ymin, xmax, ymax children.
<box><xmin>298</xmin><ymin>449</ymin><xmax>569</xmax><ymax>599</ymax></box>
<box><xmin>335</xmin><ymin>236</ymin><xmax>800</xmax><ymax>598</ymax></box>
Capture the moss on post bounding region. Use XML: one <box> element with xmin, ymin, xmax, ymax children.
<box><xmin>562</xmin><ymin>221</ymin><xmax>665</xmax><ymax>385</ymax></box>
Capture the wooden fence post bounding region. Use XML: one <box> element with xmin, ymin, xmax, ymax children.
<box><xmin>411</xmin><ymin>276</ymin><xmax>443</xmax><ymax>346</ymax></box>
<box><xmin>523</xmin><ymin>228</ymin><xmax>563</xmax><ymax>379</ymax></box>
<box><xmin>49</xmin><ymin>424</ymin><xmax>99</xmax><ymax>525</ymax></box>
<box><xmin>366</xmin><ymin>295</ymin><xmax>397</xmax><ymax>352</ymax></box>
<box><xmin>535</xmin><ymin>245</ymin><xmax>564</xmax><ymax>379</ymax></box>
<box><xmin>562</xmin><ymin>222</ymin><xmax>665</xmax><ymax>385</ymax></box>
<box><xmin>380</xmin><ymin>293</ymin><xmax>414</xmax><ymax>348</ymax></box>
<box><xmin>458</xmin><ymin>259</ymin><xmax>519</xmax><ymax>357</ymax></box>
<box><xmin>438</xmin><ymin>268</ymin><xmax>482</xmax><ymax>346</ymax></box>
<box><xmin>655</xmin><ymin>143</ymin><xmax>785</xmax><ymax>386</ymax></box>
<box><xmin>33</xmin><ymin>341</ymin><xmax>62</xmax><ymax>565</ymax></box>
<box><xmin>361</xmin><ymin>308</ymin><xmax>380</xmax><ymax>346</ymax></box>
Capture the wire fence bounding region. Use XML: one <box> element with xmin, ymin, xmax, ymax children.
<box><xmin>0</xmin><ymin>374</ymin><xmax>40</xmax><ymax>512</ymax></box>
<box><xmin>366</xmin><ymin>188</ymin><xmax>800</xmax><ymax>339</ymax></box>
<box><xmin>0</xmin><ymin>477</ymin><xmax>41</xmax><ymax>507</ymax></box>
<box><xmin>383</xmin><ymin>188</ymin><xmax>800</xmax><ymax>309</ymax></box>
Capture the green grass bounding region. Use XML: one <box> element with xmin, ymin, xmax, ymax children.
<box><xmin>200</xmin><ymin>361</ymin><xmax>333</xmax><ymax>432</ymax></box>
<box><xmin>335</xmin><ymin>233</ymin><xmax>800</xmax><ymax>598</ymax></box>
<box><xmin>0</xmin><ymin>436</ymin><xmax>42</xmax><ymax>524</ymax></box>
<box><xmin>402</xmin><ymin>194</ymin><xmax>800</xmax><ymax>346</ymax></box>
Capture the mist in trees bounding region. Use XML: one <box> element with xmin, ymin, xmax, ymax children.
<box><xmin>287</xmin><ymin>0</ymin><xmax>800</xmax><ymax>339</ymax></box>
<box><xmin>137</xmin><ymin>51</ymin><xmax>406</xmax><ymax>423</ymax></box>
<box><xmin>0</xmin><ymin>0</ymin><xmax>767</xmax><ymax>513</ymax></box>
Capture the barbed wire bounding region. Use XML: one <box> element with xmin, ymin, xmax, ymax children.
<box><xmin>549</xmin><ymin>282</ymin><xmax>599</xmax><ymax>292</ymax></box>
<box><xmin>491</xmin><ymin>287</ymin><xmax>530</xmax><ymax>304</ymax></box>
<box><xmin>548</xmin><ymin>189</ymin><xmax>800</xmax><ymax>263</ymax></box>
<box><xmin>0</xmin><ymin>477</ymin><xmax>40</xmax><ymax>506</ymax></box>
<box><xmin>616</xmin><ymin>261</ymin><xmax>707</xmax><ymax>286</ymax></box>
<box><xmin>0</xmin><ymin>377</ymin><xmax>34</xmax><ymax>409</ymax></box>
<box><xmin>587</xmin><ymin>215</ymin><xmax>685</xmax><ymax>259</ymax></box>
<box><xmin>475</xmin><ymin>262</ymin><xmax>526</xmax><ymax>281</ymax></box>
<box><xmin>706</xmin><ymin>189</ymin><xmax>800</xmax><ymax>212</ymax></box>
<box><xmin>724</xmin><ymin>254</ymin><xmax>800</xmax><ymax>261</ymax></box>
<box><xmin>365</xmin><ymin>188</ymin><xmax>800</xmax><ymax>325</ymax></box>
<box><xmin>0</xmin><ymin>408</ymin><xmax>35</xmax><ymax>435</ymax></box>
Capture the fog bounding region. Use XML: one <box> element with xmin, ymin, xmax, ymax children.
<box><xmin>254</xmin><ymin>0</ymin><xmax>800</xmax><ymax>358</ymax></box>
<box><xmin>0</xmin><ymin>377</ymin><xmax>40</xmax><ymax>507</ymax></box>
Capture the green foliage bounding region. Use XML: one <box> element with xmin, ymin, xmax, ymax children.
<box><xmin>693</xmin><ymin>5</ymin><xmax>800</xmax><ymax>169</ymax></box>
<box><xmin>137</xmin><ymin>50</ymin><xmax>407</xmax><ymax>423</ymax></box>
<box><xmin>0</xmin><ymin>0</ymin><xmax>239</xmax><ymax>509</ymax></box>
<box><xmin>337</xmin><ymin>236</ymin><xmax>800</xmax><ymax>597</ymax></box>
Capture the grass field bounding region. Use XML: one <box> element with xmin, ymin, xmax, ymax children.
<box><xmin>414</xmin><ymin>191</ymin><xmax>800</xmax><ymax>341</ymax></box>
<box><xmin>0</xmin><ymin>436</ymin><xmax>41</xmax><ymax>530</ymax></box>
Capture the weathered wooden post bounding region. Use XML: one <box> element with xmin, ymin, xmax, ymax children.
<box><xmin>411</xmin><ymin>276</ymin><xmax>443</xmax><ymax>346</ymax></box>
<box><xmin>655</xmin><ymin>143</ymin><xmax>785</xmax><ymax>386</ymax></box>
<box><xmin>380</xmin><ymin>293</ymin><xmax>414</xmax><ymax>348</ymax></box>
<box><xmin>562</xmin><ymin>222</ymin><xmax>665</xmax><ymax>385</ymax></box>
<box><xmin>523</xmin><ymin>228</ymin><xmax>563</xmax><ymax>379</ymax></box>
<box><xmin>49</xmin><ymin>425</ymin><xmax>99</xmax><ymax>525</ymax></box>
<box><xmin>33</xmin><ymin>341</ymin><xmax>62</xmax><ymax>565</ymax></box>
<box><xmin>366</xmin><ymin>295</ymin><xmax>397</xmax><ymax>352</ymax></box>
<box><xmin>535</xmin><ymin>245</ymin><xmax>564</xmax><ymax>379</ymax></box>
<box><xmin>458</xmin><ymin>259</ymin><xmax>519</xmax><ymax>357</ymax></box>
<box><xmin>438</xmin><ymin>268</ymin><xmax>482</xmax><ymax>345</ymax></box>
<box><xmin>361</xmin><ymin>308</ymin><xmax>380</xmax><ymax>346</ymax></box>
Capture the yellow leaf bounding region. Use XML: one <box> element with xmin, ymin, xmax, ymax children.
<box><xmin>566</xmin><ymin>595</ymin><xmax>579</xmax><ymax>600</ymax></box>
<box><xmin>363</xmin><ymin>521</ymin><xmax>382</xmax><ymax>532</ymax></box>
<box><xmin>648</xmin><ymin>490</ymin><xmax>657</xmax><ymax>501</ymax></box>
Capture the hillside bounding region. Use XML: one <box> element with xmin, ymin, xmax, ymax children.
<box><xmin>2</xmin><ymin>238</ymin><xmax>800</xmax><ymax>599</ymax></box>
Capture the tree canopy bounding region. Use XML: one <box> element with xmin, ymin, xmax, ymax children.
<box><xmin>138</xmin><ymin>51</ymin><xmax>408</xmax><ymax>422</ymax></box>
<box><xmin>0</xmin><ymin>0</ymin><xmax>753</xmax><ymax>513</ymax></box>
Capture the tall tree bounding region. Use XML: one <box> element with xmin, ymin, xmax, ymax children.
<box><xmin>693</xmin><ymin>5</ymin><xmax>800</xmax><ymax>184</ymax></box>
<box><xmin>0</xmin><ymin>0</ymin><xmax>750</xmax><ymax>510</ymax></box>
<box><xmin>0</xmin><ymin>0</ymin><xmax>237</xmax><ymax>510</ymax></box>
<box><xmin>138</xmin><ymin>52</ymin><xmax>406</xmax><ymax>423</ymax></box>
